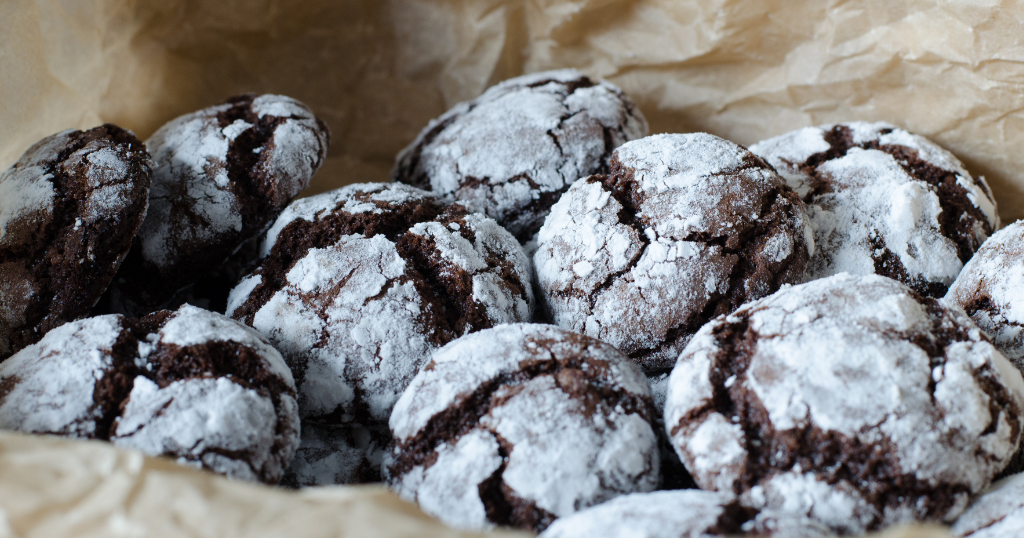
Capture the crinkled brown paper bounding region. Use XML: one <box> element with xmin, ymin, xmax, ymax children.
<box><xmin>0</xmin><ymin>0</ymin><xmax>1009</xmax><ymax>536</ymax></box>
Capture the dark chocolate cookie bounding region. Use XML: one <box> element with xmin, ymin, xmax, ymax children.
<box><xmin>227</xmin><ymin>182</ymin><xmax>534</xmax><ymax>486</ymax></box>
<box><xmin>947</xmin><ymin>220</ymin><xmax>1024</xmax><ymax>365</ymax></box>
<box><xmin>534</xmin><ymin>133</ymin><xmax>812</xmax><ymax>376</ymax></box>
<box><xmin>384</xmin><ymin>323</ymin><xmax>660</xmax><ymax>533</ymax></box>
<box><xmin>0</xmin><ymin>125</ymin><xmax>151</xmax><ymax>359</ymax></box>
<box><xmin>664</xmin><ymin>273</ymin><xmax>1024</xmax><ymax>534</ymax></box>
<box><xmin>392</xmin><ymin>69</ymin><xmax>648</xmax><ymax>240</ymax></box>
<box><xmin>750</xmin><ymin>121</ymin><xmax>999</xmax><ymax>297</ymax></box>
<box><xmin>0</xmin><ymin>304</ymin><xmax>300</xmax><ymax>484</ymax></box>
<box><xmin>105</xmin><ymin>94</ymin><xmax>330</xmax><ymax>315</ymax></box>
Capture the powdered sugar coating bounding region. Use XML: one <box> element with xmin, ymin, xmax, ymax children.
<box><xmin>386</xmin><ymin>323</ymin><xmax>659</xmax><ymax>533</ymax></box>
<box><xmin>665</xmin><ymin>273</ymin><xmax>1024</xmax><ymax>534</ymax></box>
<box><xmin>952</xmin><ymin>473</ymin><xmax>1024</xmax><ymax>537</ymax></box>
<box><xmin>947</xmin><ymin>220</ymin><xmax>1024</xmax><ymax>365</ymax></box>
<box><xmin>112</xmin><ymin>376</ymin><xmax>279</xmax><ymax>482</ymax></box>
<box><xmin>537</xmin><ymin>490</ymin><xmax>831</xmax><ymax>538</ymax></box>
<box><xmin>0</xmin><ymin>305</ymin><xmax>299</xmax><ymax>484</ymax></box>
<box><xmin>535</xmin><ymin>133</ymin><xmax>811</xmax><ymax>374</ymax></box>
<box><xmin>0</xmin><ymin>126</ymin><xmax>151</xmax><ymax>358</ymax></box>
<box><xmin>0</xmin><ymin>316</ymin><xmax>123</xmax><ymax>437</ymax></box>
<box><xmin>109</xmin><ymin>93</ymin><xmax>329</xmax><ymax>315</ymax></box>
<box><xmin>538</xmin><ymin>490</ymin><xmax>735</xmax><ymax>538</ymax></box>
<box><xmin>229</xmin><ymin>183</ymin><xmax>533</xmax><ymax>486</ymax></box>
<box><xmin>250</xmin><ymin>233</ymin><xmax>431</xmax><ymax>423</ymax></box>
<box><xmin>393</xmin><ymin>69</ymin><xmax>648</xmax><ymax>239</ymax></box>
<box><xmin>751</xmin><ymin>122</ymin><xmax>998</xmax><ymax>297</ymax></box>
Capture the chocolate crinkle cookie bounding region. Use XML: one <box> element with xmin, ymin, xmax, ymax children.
<box><xmin>226</xmin><ymin>182</ymin><xmax>533</xmax><ymax>486</ymax></box>
<box><xmin>0</xmin><ymin>125</ymin><xmax>151</xmax><ymax>360</ymax></box>
<box><xmin>951</xmin><ymin>472</ymin><xmax>1024</xmax><ymax>537</ymax></box>
<box><xmin>947</xmin><ymin>220</ymin><xmax>1024</xmax><ymax>365</ymax></box>
<box><xmin>0</xmin><ymin>304</ymin><xmax>299</xmax><ymax>484</ymax></box>
<box><xmin>664</xmin><ymin>273</ymin><xmax>1024</xmax><ymax>535</ymax></box>
<box><xmin>538</xmin><ymin>490</ymin><xmax>830</xmax><ymax>538</ymax></box>
<box><xmin>534</xmin><ymin>132</ymin><xmax>812</xmax><ymax>377</ymax></box>
<box><xmin>105</xmin><ymin>93</ymin><xmax>330</xmax><ymax>315</ymax></box>
<box><xmin>750</xmin><ymin>121</ymin><xmax>999</xmax><ymax>297</ymax></box>
<box><xmin>384</xmin><ymin>324</ymin><xmax>660</xmax><ymax>533</ymax></box>
<box><xmin>392</xmin><ymin>68</ymin><xmax>648</xmax><ymax>240</ymax></box>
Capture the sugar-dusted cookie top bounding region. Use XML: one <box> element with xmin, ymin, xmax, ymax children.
<box><xmin>393</xmin><ymin>69</ymin><xmax>648</xmax><ymax>240</ymax></box>
<box><xmin>0</xmin><ymin>125</ymin><xmax>151</xmax><ymax>359</ymax></box>
<box><xmin>108</xmin><ymin>94</ymin><xmax>329</xmax><ymax>314</ymax></box>
<box><xmin>385</xmin><ymin>323</ymin><xmax>659</xmax><ymax>533</ymax></box>
<box><xmin>535</xmin><ymin>133</ymin><xmax>812</xmax><ymax>374</ymax></box>
<box><xmin>751</xmin><ymin>121</ymin><xmax>998</xmax><ymax>297</ymax></box>
<box><xmin>0</xmin><ymin>305</ymin><xmax>299</xmax><ymax>484</ymax></box>
<box><xmin>947</xmin><ymin>220</ymin><xmax>1024</xmax><ymax>365</ymax></box>
<box><xmin>665</xmin><ymin>273</ymin><xmax>1024</xmax><ymax>534</ymax></box>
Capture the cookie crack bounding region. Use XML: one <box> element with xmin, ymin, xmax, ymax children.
<box><xmin>696</xmin><ymin>308</ymin><xmax>991</xmax><ymax>530</ymax></box>
<box><xmin>230</xmin><ymin>196</ymin><xmax>446</xmax><ymax>326</ymax></box>
<box><xmin>798</xmin><ymin>124</ymin><xmax>993</xmax><ymax>296</ymax></box>
<box><xmin>388</xmin><ymin>341</ymin><xmax>653</xmax><ymax>481</ymax></box>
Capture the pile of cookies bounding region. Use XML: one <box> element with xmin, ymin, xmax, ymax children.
<box><xmin>3</xmin><ymin>69</ymin><xmax>1024</xmax><ymax>537</ymax></box>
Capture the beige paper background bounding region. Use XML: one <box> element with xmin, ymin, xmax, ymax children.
<box><xmin>0</xmin><ymin>0</ymin><xmax>1013</xmax><ymax>535</ymax></box>
<box><xmin>5</xmin><ymin>0</ymin><xmax>1024</xmax><ymax>220</ymax></box>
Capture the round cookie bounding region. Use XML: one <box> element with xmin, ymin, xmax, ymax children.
<box><xmin>947</xmin><ymin>220</ymin><xmax>1024</xmax><ymax>365</ymax></box>
<box><xmin>537</xmin><ymin>490</ymin><xmax>829</xmax><ymax>538</ymax></box>
<box><xmin>534</xmin><ymin>132</ymin><xmax>812</xmax><ymax>376</ymax></box>
<box><xmin>0</xmin><ymin>125</ymin><xmax>151</xmax><ymax>359</ymax></box>
<box><xmin>664</xmin><ymin>273</ymin><xmax>1024</xmax><ymax>534</ymax></box>
<box><xmin>384</xmin><ymin>323</ymin><xmax>660</xmax><ymax>533</ymax></box>
<box><xmin>227</xmin><ymin>182</ymin><xmax>533</xmax><ymax>485</ymax></box>
<box><xmin>750</xmin><ymin>121</ymin><xmax>999</xmax><ymax>297</ymax></box>
<box><xmin>951</xmin><ymin>472</ymin><xmax>1024</xmax><ymax>537</ymax></box>
<box><xmin>0</xmin><ymin>304</ymin><xmax>299</xmax><ymax>484</ymax></box>
<box><xmin>392</xmin><ymin>69</ymin><xmax>648</xmax><ymax>240</ymax></box>
<box><xmin>106</xmin><ymin>93</ymin><xmax>330</xmax><ymax>315</ymax></box>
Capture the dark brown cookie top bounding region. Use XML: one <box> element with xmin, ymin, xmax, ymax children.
<box><xmin>392</xmin><ymin>69</ymin><xmax>648</xmax><ymax>240</ymax></box>
<box><xmin>750</xmin><ymin>121</ymin><xmax>999</xmax><ymax>297</ymax></box>
<box><xmin>534</xmin><ymin>133</ymin><xmax>812</xmax><ymax>375</ymax></box>
<box><xmin>0</xmin><ymin>305</ymin><xmax>299</xmax><ymax>484</ymax></box>
<box><xmin>664</xmin><ymin>273</ymin><xmax>1024</xmax><ymax>535</ymax></box>
<box><xmin>946</xmin><ymin>220</ymin><xmax>1024</xmax><ymax>365</ymax></box>
<box><xmin>0</xmin><ymin>125</ymin><xmax>151</xmax><ymax>359</ymax></box>
<box><xmin>107</xmin><ymin>94</ymin><xmax>330</xmax><ymax>315</ymax></box>
<box><xmin>227</xmin><ymin>183</ymin><xmax>533</xmax><ymax>427</ymax></box>
<box><xmin>385</xmin><ymin>323</ymin><xmax>659</xmax><ymax>533</ymax></box>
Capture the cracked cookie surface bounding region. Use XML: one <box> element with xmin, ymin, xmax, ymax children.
<box><xmin>750</xmin><ymin>121</ymin><xmax>998</xmax><ymax>297</ymax></box>
<box><xmin>384</xmin><ymin>323</ymin><xmax>660</xmax><ymax>533</ymax></box>
<box><xmin>947</xmin><ymin>220</ymin><xmax>1024</xmax><ymax>366</ymax></box>
<box><xmin>392</xmin><ymin>69</ymin><xmax>648</xmax><ymax>240</ymax></box>
<box><xmin>664</xmin><ymin>273</ymin><xmax>1024</xmax><ymax>534</ymax></box>
<box><xmin>534</xmin><ymin>133</ymin><xmax>812</xmax><ymax>375</ymax></box>
<box><xmin>0</xmin><ymin>125</ymin><xmax>151</xmax><ymax>359</ymax></box>
<box><xmin>106</xmin><ymin>94</ymin><xmax>330</xmax><ymax>315</ymax></box>
<box><xmin>227</xmin><ymin>183</ymin><xmax>533</xmax><ymax>486</ymax></box>
<box><xmin>0</xmin><ymin>304</ymin><xmax>299</xmax><ymax>484</ymax></box>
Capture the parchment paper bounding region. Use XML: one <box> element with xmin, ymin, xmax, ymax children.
<box><xmin>0</xmin><ymin>0</ymin><xmax>1013</xmax><ymax>535</ymax></box>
